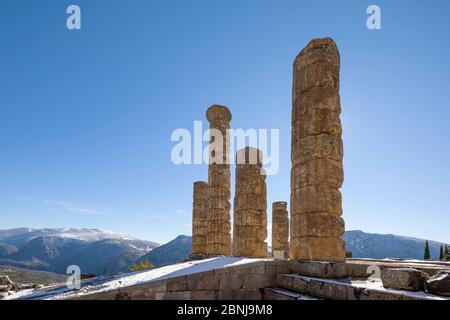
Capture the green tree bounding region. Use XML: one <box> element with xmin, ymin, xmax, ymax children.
<box><xmin>424</xmin><ymin>240</ymin><xmax>431</xmax><ymax>260</ymax></box>
<box><xmin>439</xmin><ymin>245</ymin><xmax>444</xmax><ymax>261</ymax></box>
<box><xmin>130</xmin><ymin>260</ymin><xmax>154</xmax><ymax>272</ymax></box>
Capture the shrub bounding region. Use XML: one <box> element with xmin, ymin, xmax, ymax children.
<box><xmin>130</xmin><ymin>260</ymin><xmax>154</xmax><ymax>272</ymax></box>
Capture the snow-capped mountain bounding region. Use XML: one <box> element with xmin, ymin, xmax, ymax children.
<box><xmin>0</xmin><ymin>228</ymin><xmax>159</xmax><ymax>275</ymax></box>
<box><xmin>0</xmin><ymin>227</ymin><xmax>138</xmax><ymax>245</ymax></box>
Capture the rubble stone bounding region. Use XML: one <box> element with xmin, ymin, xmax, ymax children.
<box><xmin>381</xmin><ymin>268</ymin><xmax>429</xmax><ymax>292</ymax></box>
<box><xmin>426</xmin><ymin>271</ymin><xmax>450</xmax><ymax>296</ymax></box>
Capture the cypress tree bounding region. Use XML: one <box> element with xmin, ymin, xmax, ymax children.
<box><xmin>424</xmin><ymin>240</ymin><xmax>431</xmax><ymax>260</ymax></box>
<box><xmin>439</xmin><ymin>245</ymin><xmax>444</xmax><ymax>261</ymax></box>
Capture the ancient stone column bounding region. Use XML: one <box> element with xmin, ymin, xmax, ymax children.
<box><xmin>206</xmin><ymin>105</ymin><xmax>232</xmax><ymax>256</ymax></box>
<box><xmin>272</xmin><ymin>202</ymin><xmax>289</xmax><ymax>260</ymax></box>
<box><xmin>191</xmin><ymin>181</ymin><xmax>208</xmax><ymax>255</ymax></box>
<box><xmin>290</xmin><ymin>37</ymin><xmax>346</xmax><ymax>262</ymax></box>
<box><xmin>233</xmin><ymin>147</ymin><xmax>268</xmax><ymax>258</ymax></box>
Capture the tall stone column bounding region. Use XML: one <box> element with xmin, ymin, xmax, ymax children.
<box><xmin>206</xmin><ymin>105</ymin><xmax>232</xmax><ymax>256</ymax></box>
<box><xmin>191</xmin><ymin>181</ymin><xmax>208</xmax><ymax>255</ymax></box>
<box><xmin>233</xmin><ymin>147</ymin><xmax>268</xmax><ymax>258</ymax></box>
<box><xmin>272</xmin><ymin>202</ymin><xmax>289</xmax><ymax>260</ymax></box>
<box><xmin>290</xmin><ymin>38</ymin><xmax>346</xmax><ymax>262</ymax></box>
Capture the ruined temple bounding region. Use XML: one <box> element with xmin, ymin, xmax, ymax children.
<box><xmin>196</xmin><ymin>39</ymin><xmax>346</xmax><ymax>261</ymax></box>
<box><xmin>5</xmin><ymin>37</ymin><xmax>449</xmax><ymax>301</ymax></box>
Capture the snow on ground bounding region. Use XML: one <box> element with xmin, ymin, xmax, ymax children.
<box><xmin>5</xmin><ymin>257</ymin><xmax>269</xmax><ymax>300</ymax></box>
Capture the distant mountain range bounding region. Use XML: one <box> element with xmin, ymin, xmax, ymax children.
<box><xmin>343</xmin><ymin>230</ymin><xmax>446</xmax><ymax>260</ymax></box>
<box><xmin>0</xmin><ymin>228</ymin><xmax>447</xmax><ymax>278</ymax></box>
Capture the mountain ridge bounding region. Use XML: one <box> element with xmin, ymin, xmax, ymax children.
<box><xmin>137</xmin><ymin>234</ymin><xmax>192</xmax><ymax>267</ymax></box>
<box><xmin>343</xmin><ymin>230</ymin><xmax>445</xmax><ymax>260</ymax></box>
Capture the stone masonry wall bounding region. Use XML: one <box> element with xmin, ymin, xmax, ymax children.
<box><xmin>71</xmin><ymin>260</ymin><xmax>290</xmax><ymax>300</ymax></box>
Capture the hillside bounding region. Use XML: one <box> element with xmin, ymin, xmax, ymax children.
<box><xmin>0</xmin><ymin>265</ymin><xmax>66</xmax><ymax>285</ymax></box>
<box><xmin>343</xmin><ymin>230</ymin><xmax>445</xmax><ymax>260</ymax></box>
<box><xmin>137</xmin><ymin>235</ymin><xmax>192</xmax><ymax>267</ymax></box>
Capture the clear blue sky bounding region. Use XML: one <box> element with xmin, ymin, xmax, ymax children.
<box><xmin>1</xmin><ymin>0</ymin><xmax>449</xmax><ymax>244</ymax></box>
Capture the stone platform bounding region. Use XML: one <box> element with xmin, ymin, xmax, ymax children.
<box><xmin>5</xmin><ymin>257</ymin><xmax>450</xmax><ymax>300</ymax></box>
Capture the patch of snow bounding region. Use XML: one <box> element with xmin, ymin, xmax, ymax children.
<box><xmin>352</xmin><ymin>279</ymin><xmax>449</xmax><ymax>300</ymax></box>
<box><xmin>49</xmin><ymin>228</ymin><xmax>137</xmax><ymax>242</ymax></box>
<box><xmin>294</xmin><ymin>275</ymin><xmax>354</xmax><ymax>287</ymax></box>
<box><xmin>128</xmin><ymin>244</ymin><xmax>152</xmax><ymax>252</ymax></box>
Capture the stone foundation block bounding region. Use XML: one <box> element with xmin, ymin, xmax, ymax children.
<box><xmin>290</xmin><ymin>237</ymin><xmax>346</xmax><ymax>262</ymax></box>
